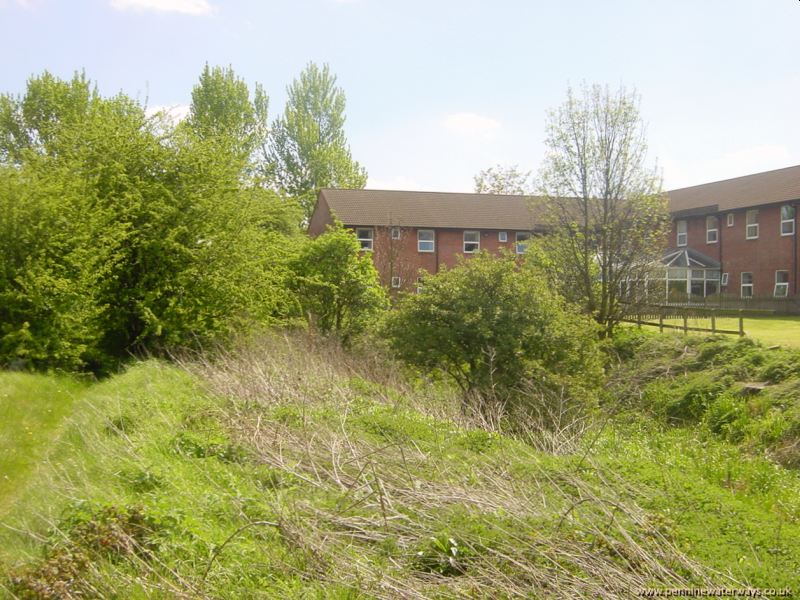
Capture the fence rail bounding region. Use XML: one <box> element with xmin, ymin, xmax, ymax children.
<box><xmin>621</xmin><ymin>312</ymin><xmax>744</xmax><ymax>337</ymax></box>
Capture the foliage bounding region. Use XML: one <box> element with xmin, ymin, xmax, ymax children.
<box><xmin>537</xmin><ymin>84</ymin><xmax>670</xmax><ymax>335</ymax></box>
<box><xmin>382</xmin><ymin>252</ymin><xmax>603</xmax><ymax>411</ymax></box>
<box><xmin>266</xmin><ymin>62</ymin><xmax>367</xmax><ymax>222</ymax></box>
<box><xmin>291</xmin><ymin>223</ymin><xmax>387</xmax><ymax>343</ymax></box>
<box><xmin>473</xmin><ymin>163</ymin><xmax>531</xmax><ymax>195</ymax></box>
<box><xmin>0</xmin><ymin>69</ymin><xmax>302</xmax><ymax>372</ymax></box>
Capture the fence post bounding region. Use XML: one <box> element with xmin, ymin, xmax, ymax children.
<box><xmin>659</xmin><ymin>311</ymin><xmax>664</xmax><ymax>333</ymax></box>
<box><xmin>739</xmin><ymin>315</ymin><xmax>744</xmax><ymax>337</ymax></box>
<box><xmin>711</xmin><ymin>310</ymin><xmax>716</xmax><ymax>334</ymax></box>
<box><xmin>683</xmin><ymin>313</ymin><xmax>688</xmax><ymax>335</ymax></box>
<box><xmin>636</xmin><ymin>314</ymin><xmax>641</xmax><ymax>329</ymax></box>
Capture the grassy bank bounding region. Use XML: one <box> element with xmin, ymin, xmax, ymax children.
<box><xmin>1</xmin><ymin>335</ymin><xmax>799</xmax><ymax>597</ymax></box>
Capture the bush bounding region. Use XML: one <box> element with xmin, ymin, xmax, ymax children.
<box><xmin>382</xmin><ymin>252</ymin><xmax>603</xmax><ymax>414</ymax></box>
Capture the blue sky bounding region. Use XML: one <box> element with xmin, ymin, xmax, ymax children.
<box><xmin>2</xmin><ymin>0</ymin><xmax>799</xmax><ymax>192</ymax></box>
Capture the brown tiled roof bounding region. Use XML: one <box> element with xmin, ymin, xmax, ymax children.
<box><xmin>318</xmin><ymin>188</ymin><xmax>542</xmax><ymax>230</ymax></box>
<box><xmin>668</xmin><ymin>164</ymin><xmax>800</xmax><ymax>215</ymax></box>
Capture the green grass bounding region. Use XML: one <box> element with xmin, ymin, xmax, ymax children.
<box><xmin>642</xmin><ymin>315</ymin><xmax>800</xmax><ymax>348</ymax></box>
<box><xmin>0</xmin><ymin>372</ymin><xmax>85</xmax><ymax>514</ymax></box>
<box><xmin>2</xmin><ymin>336</ymin><xmax>800</xmax><ymax>597</ymax></box>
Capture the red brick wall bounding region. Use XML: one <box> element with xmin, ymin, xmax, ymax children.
<box><xmin>356</xmin><ymin>226</ymin><xmax>525</xmax><ymax>292</ymax></box>
<box><xmin>670</xmin><ymin>203</ymin><xmax>799</xmax><ymax>297</ymax></box>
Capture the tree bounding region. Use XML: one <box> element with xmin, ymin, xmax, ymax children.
<box><xmin>474</xmin><ymin>164</ymin><xmax>531</xmax><ymax>195</ymax></box>
<box><xmin>382</xmin><ymin>252</ymin><xmax>603</xmax><ymax>414</ymax></box>
<box><xmin>537</xmin><ymin>84</ymin><xmax>669</xmax><ymax>336</ymax></box>
<box><xmin>292</xmin><ymin>223</ymin><xmax>387</xmax><ymax>343</ymax></box>
<box><xmin>184</xmin><ymin>64</ymin><xmax>269</xmax><ymax>169</ymax></box>
<box><xmin>266</xmin><ymin>62</ymin><xmax>367</xmax><ymax>221</ymax></box>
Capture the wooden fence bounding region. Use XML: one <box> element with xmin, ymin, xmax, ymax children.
<box><xmin>621</xmin><ymin>311</ymin><xmax>744</xmax><ymax>336</ymax></box>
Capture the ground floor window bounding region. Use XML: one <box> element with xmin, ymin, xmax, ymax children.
<box><xmin>515</xmin><ymin>232</ymin><xmax>531</xmax><ymax>254</ymax></box>
<box><xmin>463</xmin><ymin>231</ymin><xmax>480</xmax><ymax>253</ymax></box>
<box><xmin>391</xmin><ymin>276</ymin><xmax>401</xmax><ymax>288</ymax></box>
<box><xmin>775</xmin><ymin>270</ymin><xmax>789</xmax><ymax>297</ymax></box>
<box><xmin>741</xmin><ymin>272</ymin><xmax>753</xmax><ymax>298</ymax></box>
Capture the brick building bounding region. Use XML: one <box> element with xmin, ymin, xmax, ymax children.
<box><xmin>667</xmin><ymin>165</ymin><xmax>799</xmax><ymax>300</ymax></box>
<box><xmin>308</xmin><ymin>165</ymin><xmax>800</xmax><ymax>302</ymax></box>
<box><xmin>308</xmin><ymin>188</ymin><xmax>543</xmax><ymax>291</ymax></box>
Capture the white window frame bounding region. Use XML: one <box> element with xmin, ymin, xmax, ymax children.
<box><xmin>515</xmin><ymin>232</ymin><xmax>531</xmax><ymax>254</ymax></box>
<box><xmin>706</xmin><ymin>216</ymin><xmax>718</xmax><ymax>244</ymax></box>
<box><xmin>727</xmin><ymin>213</ymin><xmax>734</xmax><ymax>227</ymax></box>
<box><xmin>391</xmin><ymin>226</ymin><xmax>401</xmax><ymax>240</ymax></box>
<box><xmin>721</xmin><ymin>272</ymin><xmax>729</xmax><ymax>286</ymax></box>
<box><xmin>676</xmin><ymin>220</ymin><xmax>687</xmax><ymax>247</ymax></box>
<box><xmin>746</xmin><ymin>210</ymin><xmax>759</xmax><ymax>240</ymax></box>
<box><xmin>416</xmin><ymin>276</ymin><xmax>424</xmax><ymax>294</ymax></box>
<box><xmin>741</xmin><ymin>272</ymin><xmax>753</xmax><ymax>298</ymax></box>
<box><xmin>391</xmin><ymin>276</ymin><xmax>401</xmax><ymax>289</ymax></box>
<box><xmin>417</xmin><ymin>229</ymin><xmax>435</xmax><ymax>253</ymax></box>
<box><xmin>463</xmin><ymin>230</ymin><xmax>480</xmax><ymax>253</ymax></box>
<box><xmin>780</xmin><ymin>205</ymin><xmax>795</xmax><ymax>236</ymax></box>
<box><xmin>498</xmin><ymin>231</ymin><xmax>508</xmax><ymax>243</ymax></box>
<box><xmin>356</xmin><ymin>227</ymin><xmax>373</xmax><ymax>251</ymax></box>
<box><xmin>774</xmin><ymin>270</ymin><xmax>789</xmax><ymax>297</ymax></box>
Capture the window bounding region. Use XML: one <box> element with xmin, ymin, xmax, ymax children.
<box><xmin>676</xmin><ymin>220</ymin><xmax>687</xmax><ymax>246</ymax></box>
<box><xmin>391</xmin><ymin>227</ymin><xmax>401</xmax><ymax>240</ymax></box>
<box><xmin>391</xmin><ymin>276</ymin><xmax>401</xmax><ymax>289</ymax></box>
<box><xmin>775</xmin><ymin>270</ymin><xmax>789</xmax><ymax>297</ymax></box>
<box><xmin>515</xmin><ymin>232</ymin><xmax>531</xmax><ymax>254</ymax></box>
<box><xmin>498</xmin><ymin>231</ymin><xmax>508</xmax><ymax>242</ymax></box>
<box><xmin>417</xmin><ymin>229</ymin><xmax>435</xmax><ymax>253</ymax></box>
<box><xmin>727</xmin><ymin>213</ymin><xmax>734</xmax><ymax>227</ymax></box>
<box><xmin>781</xmin><ymin>205</ymin><xmax>795</xmax><ymax>236</ymax></box>
<box><xmin>746</xmin><ymin>210</ymin><xmax>759</xmax><ymax>239</ymax></box>
<box><xmin>741</xmin><ymin>272</ymin><xmax>753</xmax><ymax>298</ymax></box>
<box><xmin>416</xmin><ymin>276</ymin><xmax>424</xmax><ymax>294</ymax></box>
<box><xmin>356</xmin><ymin>228</ymin><xmax>373</xmax><ymax>251</ymax></box>
<box><xmin>463</xmin><ymin>231</ymin><xmax>480</xmax><ymax>253</ymax></box>
<box><xmin>721</xmin><ymin>272</ymin><xmax>729</xmax><ymax>286</ymax></box>
<box><xmin>706</xmin><ymin>216</ymin><xmax>718</xmax><ymax>244</ymax></box>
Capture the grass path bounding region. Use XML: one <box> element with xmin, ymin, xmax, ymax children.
<box><xmin>0</xmin><ymin>372</ymin><xmax>84</xmax><ymax>515</ymax></box>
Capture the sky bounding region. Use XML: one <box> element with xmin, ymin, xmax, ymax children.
<box><xmin>1</xmin><ymin>0</ymin><xmax>799</xmax><ymax>192</ymax></box>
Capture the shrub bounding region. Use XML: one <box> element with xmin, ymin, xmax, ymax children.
<box><xmin>382</xmin><ymin>252</ymin><xmax>603</xmax><ymax>414</ymax></box>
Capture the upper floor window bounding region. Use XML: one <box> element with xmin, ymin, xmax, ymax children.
<box><xmin>356</xmin><ymin>228</ymin><xmax>373</xmax><ymax>251</ymax></box>
<box><xmin>676</xmin><ymin>220</ymin><xmax>687</xmax><ymax>246</ymax></box>
<box><xmin>741</xmin><ymin>272</ymin><xmax>753</xmax><ymax>298</ymax></box>
<box><xmin>417</xmin><ymin>229</ymin><xmax>435</xmax><ymax>253</ymax></box>
<box><xmin>727</xmin><ymin>213</ymin><xmax>734</xmax><ymax>227</ymax></box>
<box><xmin>391</xmin><ymin>227</ymin><xmax>401</xmax><ymax>240</ymax></box>
<box><xmin>746</xmin><ymin>210</ymin><xmax>759</xmax><ymax>239</ymax></box>
<box><xmin>391</xmin><ymin>276</ymin><xmax>401</xmax><ymax>289</ymax></box>
<box><xmin>463</xmin><ymin>231</ymin><xmax>480</xmax><ymax>253</ymax></box>
<box><xmin>706</xmin><ymin>216</ymin><xmax>719</xmax><ymax>244</ymax></box>
<box><xmin>516</xmin><ymin>232</ymin><xmax>531</xmax><ymax>254</ymax></box>
<box><xmin>781</xmin><ymin>205</ymin><xmax>795</xmax><ymax>236</ymax></box>
<box><xmin>498</xmin><ymin>231</ymin><xmax>508</xmax><ymax>243</ymax></box>
<box><xmin>775</xmin><ymin>270</ymin><xmax>789</xmax><ymax>297</ymax></box>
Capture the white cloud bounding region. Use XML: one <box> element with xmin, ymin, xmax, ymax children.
<box><xmin>442</xmin><ymin>112</ymin><xmax>501</xmax><ymax>140</ymax></box>
<box><xmin>146</xmin><ymin>104</ymin><xmax>191</xmax><ymax>123</ymax></box>
<box><xmin>109</xmin><ymin>0</ymin><xmax>214</xmax><ymax>16</ymax></box>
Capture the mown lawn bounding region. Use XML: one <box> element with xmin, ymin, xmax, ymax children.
<box><xmin>643</xmin><ymin>315</ymin><xmax>800</xmax><ymax>348</ymax></box>
<box><xmin>0</xmin><ymin>373</ymin><xmax>85</xmax><ymax>514</ymax></box>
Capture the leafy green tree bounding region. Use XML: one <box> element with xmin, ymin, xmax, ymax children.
<box><xmin>474</xmin><ymin>164</ymin><xmax>531</xmax><ymax>195</ymax></box>
<box><xmin>383</xmin><ymin>252</ymin><xmax>603</xmax><ymax>412</ymax></box>
<box><xmin>292</xmin><ymin>224</ymin><xmax>387</xmax><ymax>343</ymax></box>
<box><xmin>267</xmin><ymin>62</ymin><xmax>367</xmax><ymax>221</ymax></box>
<box><xmin>0</xmin><ymin>70</ymin><xmax>302</xmax><ymax>372</ymax></box>
<box><xmin>537</xmin><ymin>84</ymin><xmax>669</xmax><ymax>335</ymax></box>
<box><xmin>184</xmin><ymin>64</ymin><xmax>269</xmax><ymax>169</ymax></box>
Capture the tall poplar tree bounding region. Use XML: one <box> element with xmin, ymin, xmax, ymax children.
<box><xmin>267</xmin><ymin>62</ymin><xmax>367</xmax><ymax>222</ymax></box>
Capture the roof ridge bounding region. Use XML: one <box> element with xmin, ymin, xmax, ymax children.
<box><xmin>667</xmin><ymin>163</ymin><xmax>800</xmax><ymax>194</ymax></box>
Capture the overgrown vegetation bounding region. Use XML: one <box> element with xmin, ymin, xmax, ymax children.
<box><xmin>0</xmin><ymin>67</ymin><xmax>380</xmax><ymax>374</ymax></box>
<box><xmin>608</xmin><ymin>329</ymin><xmax>800</xmax><ymax>468</ymax></box>
<box><xmin>2</xmin><ymin>335</ymin><xmax>799</xmax><ymax>597</ymax></box>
